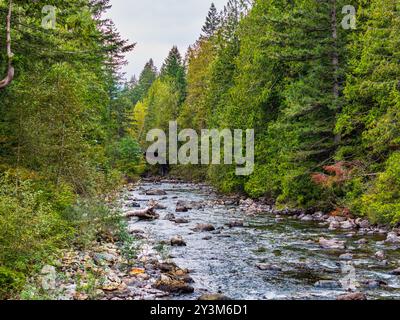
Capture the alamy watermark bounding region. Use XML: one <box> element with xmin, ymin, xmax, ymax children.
<box><xmin>41</xmin><ymin>5</ymin><xmax>56</xmax><ymax>30</ymax></box>
<box><xmin>145</xmin><ymin>121</ymin><xmax>255</xmax><ymax>176</ymax></box>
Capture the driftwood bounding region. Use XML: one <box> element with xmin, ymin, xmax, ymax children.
<box><xmin>123</xmin><ymin>206</ymin><xmax>159</xmax><ymax>220</ymax></box>
<box><xmin>0</xmin><ymin>0</ymin><xmax>14</xmax><ymax>89</ymax></box>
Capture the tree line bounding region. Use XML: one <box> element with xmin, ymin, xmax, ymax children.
<box><xmin>131</xmin><ymin>0</ymin><xmax>400</xmax><ymax>226</ymax></box>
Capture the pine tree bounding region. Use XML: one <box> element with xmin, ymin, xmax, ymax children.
<box><xmin>131</xmin><ymin>59</ymin><xmax>157</xmax><ymax>104</ymax></box>
<box><xmin>160</xmin><ymin>46</ymin><xmax>187</xmax><ymax>104</ymax></box>
<box><xmin>201</xmin><ymin>3</ymin><xmax>221</xmax><ymax>38</ymax></box>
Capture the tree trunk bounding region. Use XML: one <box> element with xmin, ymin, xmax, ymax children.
<box><xmin>331</xmin><ymin>0</ymin><xmax>341</xmax><ymax>144</ymax></box>
<box><xmin>123</xmin><ymin>206</ymin><xmax>159</xmax><ymax>220</ymax></box>
<box><xmin>0</xmin><ymin>0</ymin><xmax>14</xmax><ymax>89</ymax></box>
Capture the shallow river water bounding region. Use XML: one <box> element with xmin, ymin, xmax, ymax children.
<box><xmin>122</xmin><ymin>181</ymin><xmax>400</xmax><ymax>300</ymax></box>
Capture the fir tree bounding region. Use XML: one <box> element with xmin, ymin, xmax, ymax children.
<box><xmin>201</xmin><ymin>3</ymin><xmax>221</xmax><ymax>38</ymax></box>
<box><xmin>131</xmin><ymin>59</ymin><xmax>158</xmax><ymax>104</ymax></box>
<box><xmin>160</xmin><ymin>46</ymin><xmax>187</xmax><ymax>104</ymax></box>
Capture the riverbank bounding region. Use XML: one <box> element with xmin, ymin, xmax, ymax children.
<box><xmin>23</xmin><ymin>178</ymin><xmax>400</xmax><ymax>300</ymax></box>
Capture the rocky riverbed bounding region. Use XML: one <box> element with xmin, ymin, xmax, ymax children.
<box><xmin>114</xmin><ymin>179</ymin><xmax>400</xmax><ymax>300</ymax></box>
<box><xmin>32</xmin><ymin>179</ymin><xmax>400</xmax><ymax>300</ymax></box>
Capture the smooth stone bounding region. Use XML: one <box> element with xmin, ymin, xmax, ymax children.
<box><xmin>339</xmin><ymin>253</ymin><xmax>354</xmax><ymax>261</ymax></box>
<box><xmin>337</xmin><ymin>292</ymin><xmax>367</xmax><ymax>300</ymax></box>
<box><xmin>145</xmin><ymin>189</ymin><xmax>167</xmax><ymax>196</ymax></box>
<box><xmin>170</xmin><ymin>236</ymin><xmax>186</xmax><ymax>247</ymax></box>
<box><xmin>386</xmin><ymin>232</ymin><xmax>400</xmax><ymax>244</ymax></box>
<box><xmin>375</xmin><ymin>250</ymin><xmax>386</xmax><ymax>260</ymax></box>
<box><xmin>319</xmin><ymin>237</ymin><xmax>346</xmax><ymax>250</ymax></box>
<box><xmin>391</xmin><ymin>268</ymin><xmax>400</xmax><ymax>275</ymax></box>
<box><xmin>256</xmin><ymin>263</ymin><xmax>282</xmax><ymax>271</ymax></box>
<box><xmin>163</xmin><ymin>213</ymin><xmax>176</xmax><ymax>221</ymax></box>
<box><xmin>174</xmin><ymin>218</ymin><xmax>189</xmax><ymax>224</ymax></box>
<box><xmin>193</xmin><ymin>223</ymin><xmax>216</xmax><ymax>232</ymax></box>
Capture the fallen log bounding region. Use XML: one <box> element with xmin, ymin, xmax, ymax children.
<box><xmin>123</xmin><ymin>206</ymin><xmax>159</xmax><ymax>220</ymax></box>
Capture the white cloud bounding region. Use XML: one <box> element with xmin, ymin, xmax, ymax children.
<box><xmin>105</xmin><ymin>0</ymin><xmax>228</xmax><ymax>79</ymax></box>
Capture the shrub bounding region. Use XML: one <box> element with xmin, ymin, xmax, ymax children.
<box><xmin>107</xmin><ymin>137</ymin><xmax>142</xmax><ymax>177</ymax></box>
<box><xmin>0</xmin><ymin>267</ymin><xmax>25</xmax><ymax>300</ymax></box>
<box><xmin>0</xmin><ymin>174</ymin><xmax>72</xmax><ymax>273</ymax></box>
<box><xmin>361</xmin><ymin>152</ymin><xmax>400</xmax><ymax>225</ymax></box>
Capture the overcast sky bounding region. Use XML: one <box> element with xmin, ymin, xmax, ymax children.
<box><xmin>105</xmin><ymin>0</ymin><xmax>228</xmax><ymax>80</ymax></box>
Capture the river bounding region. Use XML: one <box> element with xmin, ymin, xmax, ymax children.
<box><xmin>121</xmin><ymin>180</ymin><xmax>400</xmax><ymax>300</ymax></box>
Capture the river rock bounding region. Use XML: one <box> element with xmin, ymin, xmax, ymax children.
<box><xmin>301</xmin><ymin>215</ymin><xmax>314</xmax><ymax>222</ymax></box>
<box><xmin>355</xmin><ymin>218</ymin><xmax>370</xmax><ymax>229</ymax></box>
<box><xmin>362</xmin><ymin>279</ymin><xmax>387</xmax><ymax>289</ymax></box>
<box><xmin>391</xmin><ymin>268</ymin><xmax>400</xmax><ymax>275</ymax></box>
<box><xmin>312</xmin><ymin>211</ymin><xmax>325</xmax><ymax>221</ymax></box>
<box><xmin>147</xmin><ymin>200</ymin><xmax>167</xmax><ymax>210</ymax></box>
<box><xmin>170</xmin><ymin>235</ymin><xmax>186</xmax><ymax>246</ymax></box>
<box><xmin>256</xmin><ymin>263</ymin><xmax>282</xmax><ymax>271</ymax></box>
<box><xmin>93</xmin><ymin>253</ymin><xmax>118</xmax><ymax>265</ymax></box>
<box><xmin>227</xmin><ymin>220</ymin><xmax>244</xmax><ymax>228</ymax></box>
<box><xmin>355</xmin><ymin>238</ymin><xmax>368</xmax><ymax>245</ymax></box>
<box><xmin>339</xmin><ymin>253</ymin><xmax>353</xmax><ymax>261</ymax></box>
<box><xmin>340</xmin><ymin>220</ymin><xmax>355</xmax><ymax>230</ymax></box>
<box><xmin>145</xmin><ymin>189</ymin><xmax>167</xmax><ymax>196</ymax></box>
<box><xmin>154</xmin><ymin>275</ymin><xmax>194</xmax><ymax>294</ymax></box>
<box><xmin>156</xmin><ymin>262</ymin><xmax>178</xmax><ymax>272</ymax></box>
<box><xmin>163</xmin><ymin>213</ymin><xmax>176</xmax><ymax>221</ymax></box>
<box><xmin>319</xmin><ymin>237</ymin><xmax>346</xmax><ymax>250</ymax></box>
<box><xmin>102</xmin><ymin>271</ymin><xmax>122</xmax><ymax>291</ymax></box>
<box><xmin>314</xmin><ymin>280</ymin><xmax>341</xmax><ymax>289</ymax></box>
<box><xmin>176</xmin><ymin>205</ymin><xmax>189</xmax><ymax>212</ymax></box>
<box><xmin>329</xmin><ymin>221</ymin><xmax>341</xmax><ymax>230</ymax></box>
<box><xmin>193</xmin><ymin>223</ymin><xmax>216</xmax><ymax>232</ymax></box>
<box><xmin>174</xmin><ymin>218</ymin><xmax>189</xmax><ymax>224</ymax></box>
<box><xmin>375</xmin><ymin>250</ymin><xmax>386</xmax><ymax>260</ymax></box>
<box><xmin>198</xmin><ymin>294</ymin><xmax>231</xmax><ymax>301</ymax></box>
<box><xmin>337</xmin><ymin>292</ymin><xmax>367</xmax><ymax>301</ymax></box>
<box><xmin>385</xmin><ymin>232</ymin><xmax>400</xmax><ymax>244</ymax></box>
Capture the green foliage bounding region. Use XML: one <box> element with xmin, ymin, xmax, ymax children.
<box><xmin>134</xmin><ymin>0</ymin><xmax>400</xmax><ymax>225</ymax></box>
<box><xmin>107</xmin><ymin>136</ymin><xmax>142</xmax><ymax>176</ymax></box>
<box><xmin>361</xmin><ymin>152</ymin><xmax>400</xmax><ymax>225</ymax></box>
<box><xmin>0</xmin><ymin>0</ymin><xmax>138</xmax><ymax>299</ymax></box>
<box><xmin>0</xmin><ymin>267</ymin><xmax>25</xmax><ymax>300</ymax></box>
<box><xmin>0</xmin><ymin>174</ymin><xmax>72</xmax><ymax>273</ymax></box>
<box><xmin>61</xmin><ymin>198</ymin><xmax>120</xmax><ymax>248</ymax></box>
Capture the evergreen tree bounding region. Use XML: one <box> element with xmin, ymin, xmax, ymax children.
<box><xmin>201</xmin><ymin>3</ymin><xmax>221</xmax><ymax>38</ymax></box>
<box><xmin>160</xmin><ymin>46</ymin><xmax>187</xmax><ymax>104</ymax></box>
<box><xmin>131</xmin><ymin>59</ymin><xmax>158</xmax><ymax>104</ymax></box>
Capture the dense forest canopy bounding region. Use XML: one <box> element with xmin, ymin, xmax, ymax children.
<box><xmin>132</xmin><ymin>0</ymin><xmax>400</xmax><ymax>225</ymax></box>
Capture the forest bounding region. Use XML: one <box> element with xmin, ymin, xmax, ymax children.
<box><xmin>0</xmin><ymin>0</ymin><xmax>400</xmax><ymax>301</ymax></box>
<box><xmin>134</xmin><ymin>0</ymin><xmax>400</xmax><ymax>225</ymax></box>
